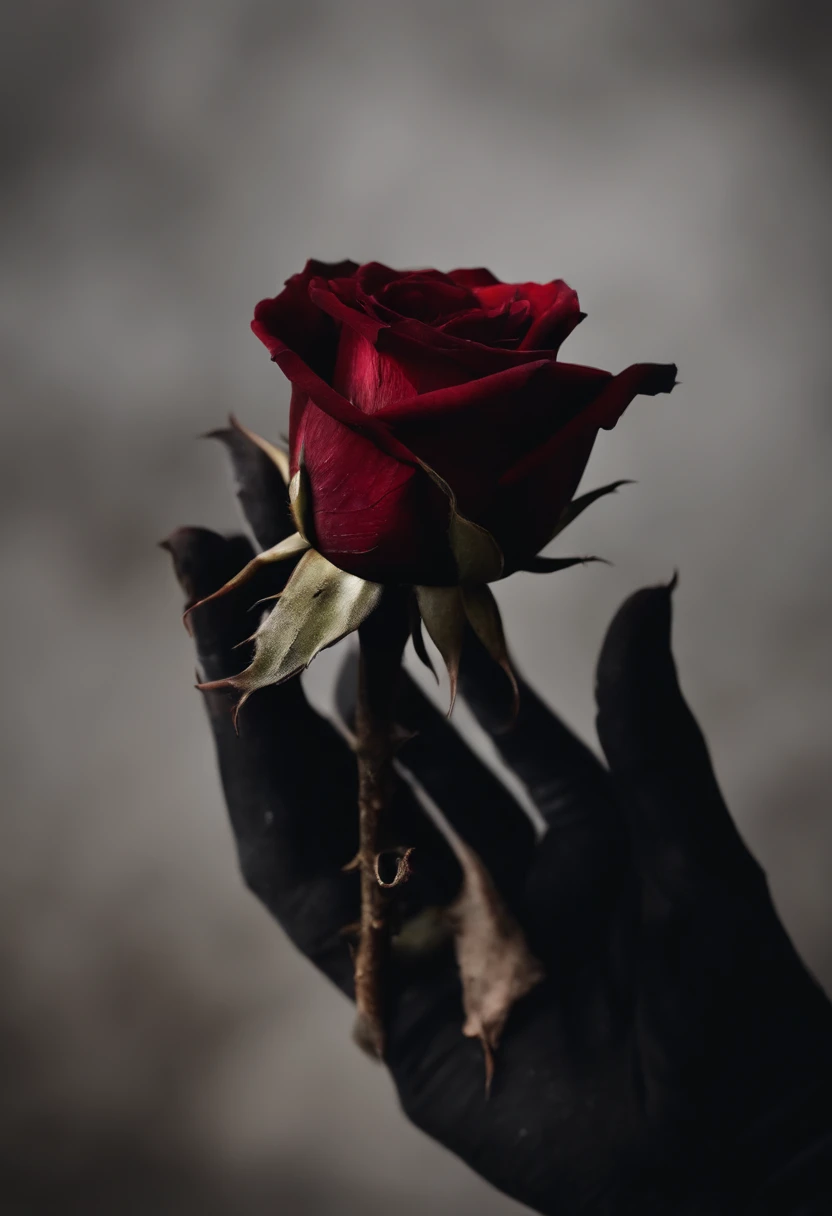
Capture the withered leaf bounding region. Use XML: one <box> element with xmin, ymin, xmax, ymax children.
<box><xmin>424</xmin><ymin>803</ymin><xmax>544</xmax><ymax>1093</ymax></box>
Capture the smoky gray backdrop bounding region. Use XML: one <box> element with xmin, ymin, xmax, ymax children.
<box><xmin>2</xmin><ymin>1</ymin><xmax>831</xmax><ymax>1212</ymax></box>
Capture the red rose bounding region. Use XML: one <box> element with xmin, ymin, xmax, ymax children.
<box><xmin>252</xmin><ymin>260</ymin><xmax>676</xmax><ymax>585</ymax></box>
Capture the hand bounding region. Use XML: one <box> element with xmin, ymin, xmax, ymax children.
<box><xmin>165</xmin><ymin>429</ymin><xmax>832</xmax><ymax>1216</ymax></box>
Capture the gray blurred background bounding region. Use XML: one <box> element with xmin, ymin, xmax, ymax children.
<box><xmin>2</xmin><ymin>1</ymin><xmax>831</xmax><ymax>1212</ymax></box>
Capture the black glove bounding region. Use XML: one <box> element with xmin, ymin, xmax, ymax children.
<box><xmin>164</xmin><ymin>429</ymin><xmax>832</xmax><ymax>1216</ymax></box>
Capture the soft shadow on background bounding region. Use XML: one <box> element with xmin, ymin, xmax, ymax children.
<box><xmin>2</xmin><ymin>2</ymin><xmax>831</xmax><ymax>1212</ymax></box>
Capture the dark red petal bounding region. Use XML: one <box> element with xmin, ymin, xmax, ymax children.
<box><xmin>296</xmin><ymin>404</ymin><xmax>453</xmax><ymax>584</ymax></box>
<box><xmin>447</xmin><ymin>268</ymin><xmax>502</xmax><ymax>288</ymax></box>
<box><xmin>471</xmin><ymin>283</ymin><xmax>522</xmax><ymax>309</ymax></box>
<box><xmin>374</xmin><ymin>317</ymin><xmax>561</xmax><ymax>391</ymax></box>
<box><xmin>379</xmin><ymin>359</ymin><xmax>611</xmax><ymax>517</ymax></box>
<box><xmin>489</xmin><ymin>431</ymin><xmax>598</xmax><ymax>563</ymax></box>
<box><xmin>440</xmin><ymin>299</ymin><xmax>532</xmax><ymax>345</ymax></box>
<box><xmin>499</xmin><ymin>362</ymin><xmax>678</xmax><ymax>490</ymax></box>
<box><xmin>272</xmin><ymin>343</ymin><xmax>419</xmax><ymax>470</ymax></box>
<box><xmin>493</xmin><ymin>362</ymin><xmax>678</xmax><ymax>562</ymax></box>
<box><xmin>469</xmin><ymin>278</ymin><xmax>582</xmax><ymax>353</ymax></box>
<box><xmin>251</xmin><ymin>259</ymin><xmax>359</xmax><ymax>380</ymax></box>
<box><xmin>308</xmin><ymin>279</ymin><xmax>387</xmax><ymax>344</ymax></box>
<box><xmin>519</xmin><ymin>281</ymin><xmax>583</xmax><ymax>351</ymax></box>
<box><xmin>331</xmin><ymin>325</ymin><xmax>418</xmax><ymax>416</ymax></box>
<box><xmin>376</xmin><ymin>276</ymin><xmax>480</xmax><ymax>323</ymax></box>
<box><xmin>356</xmin><ymin>261</ymin><xmax>403</xmax><ymax>297</ymax></box>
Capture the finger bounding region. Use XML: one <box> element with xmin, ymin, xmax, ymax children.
<box><xmin>459</xmin><ymin>627</ymin><xmax>615</xmax><ymax>829</ymax></box>
<box><xmin>394</xmin><ymin>671</ymin><xmax>538</xmax><ymax>904</ymax></box>
<box><xmin>335</xmin><ymin>654</ymin><xmax>534</xmax><ymax>908</ymax></box>
<box><xmin>164</xmin><ymin>526</ymin><xmax>359</xmax><ymax>992</ymax></box>
<box><xmin>206</xmin><ymin>418</ymin><xmax>293</xmax><ymax>551</ymax></box>
<box><xmin>458</xmin><ymin>629</ymin><xmax>626</xmax><ymax>963</ymax></box>
<box><xmin>594</xmin><ymin>579</ymin><xmax>763</xmax><ymax>899</ymax></box>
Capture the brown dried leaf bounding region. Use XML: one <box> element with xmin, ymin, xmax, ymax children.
<box><xmin>449</xmin><ymin>833</ymin><xmax>544</xmax><ymax>1093</ymax></box>
<box><xmin>415</xmin><ymin>798</ymin><xmax>544</xmax><ymax>1093</ymax></box>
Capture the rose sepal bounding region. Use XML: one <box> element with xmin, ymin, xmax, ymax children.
<box><xmin>198</xmin><ymin>549</ymin><xmax>382</xmax><ymax>727</ymax></box>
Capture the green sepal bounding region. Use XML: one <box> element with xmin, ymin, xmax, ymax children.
<box><xmin>418</xmin><ymin>461</ymin><xmax>504</xmax><ymax>584</ymax></box>
<box><xmin>449</xmin><ymin>512</ymin><xmax>504</xmax><ymax>584</ymax></box>
<box><xmin>183</xmin><ymin>531</ymin><xmax>309</xmax><ymax>626</ymax></box>
<box><xmin>460</xmin><ymin>583</ymin><xmax>519</xmax><ymax>720</ymax></box>
<box><xmin>547</xmin><ymin>480</ymin><xmax>633</xmax><ymax>544</ymax></box>
<box><xmin>199</xmin><ymin>549</ymin><xmax>382</xmax><ymax>724</ymax></box>
<box><xmin>415</xmin><ymin>585</ymin><xmax>466</xmax><ymax>713</ymax></box>
<box><xmin>409</xmin><ymin>593</ymin><xmax>438</xmax><ymax>683</ymax></box>
<box><xmin>518</xmin><ymin>555</ymin><xmax>607</xmax><ymax>575</ymax></box>
<box><xmin>289</xmin><ymin>443</ymin><xmax>315</xmax><ymax>543</ymax></box>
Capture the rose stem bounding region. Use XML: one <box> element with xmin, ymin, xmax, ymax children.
<box><xmin>353</xmin><ymin>586</ymin><xmax>409</xmax><ymax>1058</ymax></box>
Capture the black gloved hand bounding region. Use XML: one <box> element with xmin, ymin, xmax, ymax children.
<box><xmin>165</xmin><ymin>429</ymin><xmax>832</xmax><ymax>1216</ymax></box>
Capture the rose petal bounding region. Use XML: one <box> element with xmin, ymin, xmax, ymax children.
<box><xmin>331</xmin><ymin>325</ymin><xmax>418</xmax><ymax>416</ymax></box>
<box><xmin>295</xmin><ymin>403</ymin><xmax>454</xmax><ymax>584</ymax></box>
<box><xmin>378</xmin><ymin>360</ymin><xmax>611</xmax><ymax>516</ymax></box>
<box><xmin>519</xmin><ymin>281</ymin><xmax>584</xmax><ymax>351</ymax></box>
<box><xmin>447</xmin><ymin>267</ymin><xmax>502</xmax><ymax>288</ymax></box>
<box><xmin>499</xmin><ymin>361</ymin><xmax>679</xmax><ymax>491</ymax></box>
<box><xmin>251</xmin><ymin>258</ymin><xmax>358</xmax><ymax>379</ymax></box>
<box><xmin>440</xmin><ymin>299</ymin><xmax>532</xmax><ymax>345</ymax></box>
<box><xmin>492</xmin><ymin>362</ymin><xmax>678</xmax><ymax>561</ymax></box>
<box><xmin>376</xmin><ymin>276</ymin><xmax>479</xmax><ymax>324</ymax></box>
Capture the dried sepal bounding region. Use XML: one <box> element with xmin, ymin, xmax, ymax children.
<box><xmin>204</xmin><ymin>418</ymin><xmax>292</xmax><ymax>551</ymax></box>
<box><xmin>414</xmin><ymin>585</ymin><xmax>466</xmax><ymax>713</ymax></box>
<box><xmin>460</xmin><ymin>583</ymin><xmax>519</xmax><ymax>721</ymax></box>
<box><xmin>183</xmin><ymin>531</ymin><xmax>309</xmax><ymax>627</ymax></box>
<box><xmin>547</xmin><ymin>479</ymin><xmax>633</xmax><ymax>544</ymax></box>
<box><xmin>199</xmin><ymin>549</ymin><xmax>382</xmax><ymax>723</ymax></box>
<box><xmin>224</xmin><ymin>414</ymin><xmax>291</xmax><ymax>486</ymax></box>
<box><xmin>420</xmin><ymin>803</ymin><xmax>544</xmax><ymax>1094</ymax></box>
<box><xmin>518</xmin><ymin>554</ymin><xmax>607</xmax><ymax>574</ymax></box>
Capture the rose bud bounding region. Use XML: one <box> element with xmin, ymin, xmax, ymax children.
<box><xmin>252</xmin><ymin>260</ymin><xmax>676</xmax><ymax>584</ymax></box>
<box><xmin>191</xmin><ymin>260</ymin><xmax>676</xmax><ymax>713</ymax></box>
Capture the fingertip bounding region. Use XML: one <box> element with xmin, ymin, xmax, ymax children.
<box><xmin>596</xmin><ymin>575</ymin><xmax>675</xmax><ymax>679</ymax></box>
<box><xmin>161</xmin><ymin>527</ymin><xmax>254</xmax><ymax>605</ymax></box>
<box><xmin>595</xmin><ymin>577</ymin><xmax>691</xmax><ymax>788</ymax></box>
